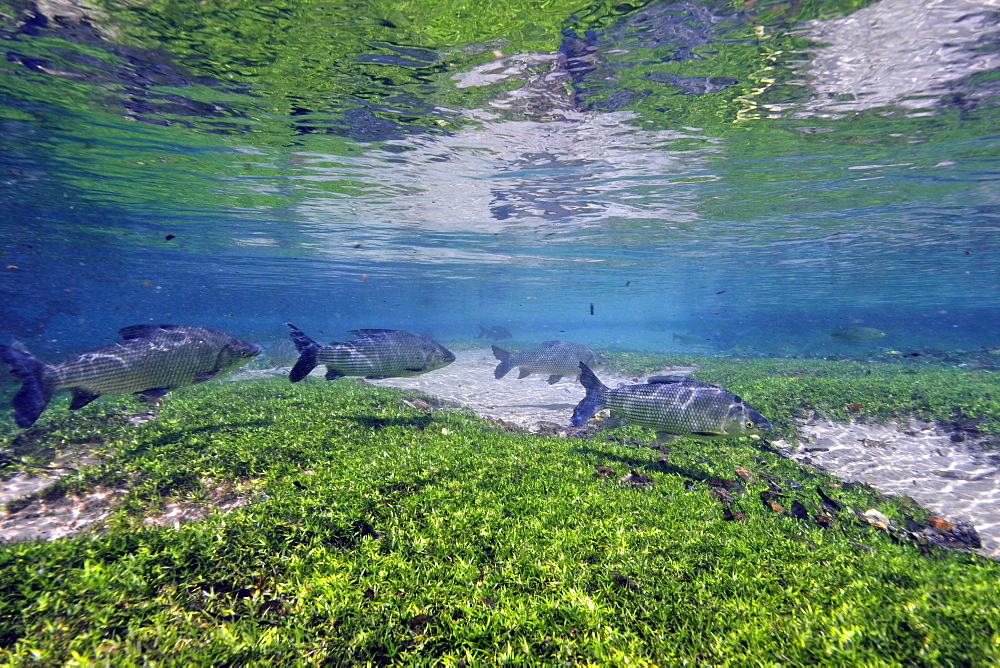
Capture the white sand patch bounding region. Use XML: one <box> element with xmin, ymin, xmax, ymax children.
<box><xmin>781</xmin><ymin>418</ymin><xmax>1000</xmax><ymax>558</ymax></box>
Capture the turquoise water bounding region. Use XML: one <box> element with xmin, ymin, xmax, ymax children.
<box><xmin>1</xmin><ymin>0</ymin><xmax>997</xmax><ymax>360</ymax></box>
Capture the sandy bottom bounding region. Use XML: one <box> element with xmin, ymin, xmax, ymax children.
<box><xmin>781</xmin><ymin>419</ymin><xmax>1000</xmax><ymax>558</ymax></box>
<box><xmin>3</xmin><ymin>347</ymin><xmax>998</xmax><ymax>558</ymax></box>
<box><xmin>371</xmin><ymin>347</ymin><xmax>685</xmax><ymax>428</ymax></box>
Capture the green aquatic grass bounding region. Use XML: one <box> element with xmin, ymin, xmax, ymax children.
<box><xmin>1</xmin><ymin>366</ymin><xmax>999</xmax><ymax>665</ymax></box>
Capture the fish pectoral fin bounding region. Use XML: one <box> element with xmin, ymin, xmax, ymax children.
<box><xmin>517</xmin><ymin>368</ymin><xmax>531</xmax><ymax>379</ymax></box>
<box><xmin>70</xmin><ymin>390</ymin><xmax>100</xmax><ymax>410</ymax></box>
<box><xmin>654</xmin><ymin>432</ymin><xmax>684</xmax><ymax>444</ymax></box>
<box><xmin>195</xmin><ymin>370</ymin><xmax>221</xmax><ymax>383</ymax></box>
<box><xmin>138</xmin><ymin>388</ymin><xmax>171</xmax><ymax>402</ymax></box>
<box><xmin>324</xmin><ymin>367</ymin><xmax>344</xmax><ymax>381</ymax></box>
<box><xmin>547</xmin><ymin>375</ymin><xmax>562</xmax><ymax>384</ymax></box>
<box><xmin>403</xmin><ymin>367</ymin><xmax>425</xmax><ymax>373</ymax></box>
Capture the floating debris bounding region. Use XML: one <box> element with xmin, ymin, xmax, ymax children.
<box><xmin>721</xmin><ymin>507</ymin><xmax>746</xmax><ymax>521</ymax></box>
<box><xmin>707</xmin><ymin>477</ymin><xmax>744</xmax><ymax>492</ymax></box>
<box><xmin>620</xmin><ymin>470</ymin><xmax>657</xmax><ymax>486</ymax></box>
<box><xmin>861</xmin><ymin>508</ymin><xmax>890</xmax><ymax>529</ymax></box>
<box><xmin>925</xmin><ymin>516</ymin><xmax>955</xmax><ymax>531</ymax></box>
<box><xmin>709</xmin><ymin>487</ymin><xmax>736</xmax><ymax>505</ymax></box>
<box><xmin>789</xmin><ymin>500</ymin><xmax>810</xmax><ymax>520</ymax></box>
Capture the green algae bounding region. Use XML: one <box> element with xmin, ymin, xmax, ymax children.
<box><xmin>0</xmin><ymin>363</ymin><xmax>998</xmax><ymax>664</ymax></box>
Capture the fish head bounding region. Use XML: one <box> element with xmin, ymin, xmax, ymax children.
<box><xmin>217</xmin><ymin>339</ymin><xmax>263</xmax><ymax>372</ymax></box>
<box><xmin>718</xmin><ymin>400</ymin><xmax>773</xmax><ymax>437</ymax></box>
<box><xmin>589</xmin><ymin>351</ymin><xmax>612</xmax><ymax>368</ymax></box>
<box><xmin>423</xmin><ymin>344</ymin><xmax>456</xmax><ymax>371</ymax></box>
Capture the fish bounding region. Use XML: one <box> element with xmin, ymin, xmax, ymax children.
<box><xmin>286</xmin><ymin>324</ymin><xmax>455</xmax><ymax>382</ymax></box>
<box><xmin>0</xmin><ymin>297</ymin><xmax>78</xmax><ymax>338</ymax></box>
<box><xmin>476</xmin><ymin>324</ymin><xmax>512</xmax><ymax>341</ymax></box>
<box><xmin>831</xmin><ymin>327</ymin><xmax>885</xmax><ymax>342</ymax></box>
<box><xmin>492</xmin><ymin>341</ymin><xmax>610</xmax><ymax>384</ymax></box>
<box><xmin>0</xmin><ymin>324</ymin><xmax>261</xmax><ymax>428</ymax></box>
<box><xmin>259</xmin><ymin>338</ymin><xmax>300</xmax><ymax>367</ymax></box>
<box><xmin>672</xmin><ymin>332</ymin><xmax>707</xmax><ymax>345</ymax></box>
<box><xmin>571</xmin><ymin>363</ymin><xmax>772</xmax><ymax>443</ymax></box>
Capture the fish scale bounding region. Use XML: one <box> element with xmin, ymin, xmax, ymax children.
<box><xmin>287</xmin><ymin>324</ymin><xmax>455</xmax><ymax>382</ymax></box>
<box><xmin>492</xmin><ymin>340</ymin><xmax>610</xmax><ymax>384</ymax></box>
<box><xmin>52</xmin><ymin>333</ymin><xmax>229</xmax><ymax>395</ymax></box>
<box><xmin>0</xmin><ymin>325</ymin><xmax>261</xmax><ymax>428</ymax></box>
<box><xmin>572</xmin><ymin>362</ymin><xmax>772</xmax><ymax>443</ymax></box>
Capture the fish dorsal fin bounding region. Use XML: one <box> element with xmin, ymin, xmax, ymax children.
<box><xmin>647</xmin><ymin>375</ymin><xmax>694</xmax><ymax>384</ymax></box>
<box><xmin>539</xmin><ymin>340</ymin><xmax>564</xmax><ymax>347</ymax></box>
<box><xmin>647</xmin><ymin>375</ymin><xmax>719</xmax><ymax>389</ymax></box>
<box><xmin>348</xmin><ymin>329</ymin><xmax>398</xmax><ymax>338</ymax></box>
<box><xmin>119</xmin><ymin>324</ymin><xmax>171</xmax><ymax>339</ymax></box>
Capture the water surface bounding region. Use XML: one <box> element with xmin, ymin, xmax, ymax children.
<box><xmin>1</xmin><ymin>0</ymin><xmax>997</xmax><ymax>358</ymax></box>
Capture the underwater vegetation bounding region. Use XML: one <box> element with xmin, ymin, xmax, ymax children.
<box><xmin>0</xmin><ymin>353</ymin><xmax>998</xmax><ymax>664</ymax></box>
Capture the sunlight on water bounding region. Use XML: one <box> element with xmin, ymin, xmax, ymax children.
<box><xmin>0</xmin><ymin>0</ymin><xmax>996</xmax><ymax>352</ymax></box>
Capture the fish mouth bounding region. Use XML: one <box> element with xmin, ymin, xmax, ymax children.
<box><xmin>246</xmin><ymin>343</ymin><xmax>263</xmax><ymax>357</ymax></box>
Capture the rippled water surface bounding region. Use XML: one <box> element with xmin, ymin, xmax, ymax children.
<box><xmin>1</xmin><ymin>0</ymin><xmax>997</xmax><ymax>356</ymax></box>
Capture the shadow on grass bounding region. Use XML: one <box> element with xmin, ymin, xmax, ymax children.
<box><xmin>124</xmin><ymin>420</ymin><xmax>276</xmax><ymax>455</ymax></box>
<box><xmin>335</xmin><ymin>415</ymin><xmax>435</xmax><ymax>430</ymax></box>
<box><xmin>574</xmin><ymin>445</ymin><xmax>715</xmax><ymax>482</ymax></box>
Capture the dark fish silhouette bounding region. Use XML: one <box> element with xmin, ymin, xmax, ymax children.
<box><xmin>286</xmin><ymin>324</ymin><xmax>455</xmax><ymax>382</ymax></box>
<box><xmin>0</xmin><ymin>298</ymin><xmax>78</xmax><ymax>338</ymax></box>
<box><xmin>0</xmin><ymin>324</ymin><xmax>261</xmax><ymax>428</ymax></box>
<box><xmin>672</xmin><ymin>332</ymin><xmax>706</xmax><ymax>345</ymax></box>
<box><xmin>831</xmin><ymin>327</ymin><xmax>885</xmax><ymax>342</ymax></box>
<box><xmin>492</xmin><ymin>341</ymin><xmax>610</xmax><ymax>384</ymax></box>
<box><xmin>476</xmin><ymin>324</ymin><xmax>512</xmax><ymax>341</ymax></box>
<box><xmin>571</xmin><ymin>363</ymin><xmax>772</xmax><ymax>443</ymax></box>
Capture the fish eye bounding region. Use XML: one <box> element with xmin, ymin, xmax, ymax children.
<box><xmin>745</xmin><ymin>420</ymin><xmax>754</xmax><ymax>428</ymax></box>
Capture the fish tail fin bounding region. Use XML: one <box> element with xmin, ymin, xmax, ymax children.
<box><xmin>286</xmin><ymin>323</ymin><xmax>319</xmax><ymax>382</ymax></box>
<box><xmin>0</xmin><ymin>345</ymin><xmax>55</xmax><ymax>428</ymax></box>
<box><xmin>571</xmin><ymin>362</ymin><xmax>608</xmax><ymax>427</ymax></box>
<box><xmin>491</xmin><ymin>345</ymin><xmax>513</xmax><ymax>379</ymax></box>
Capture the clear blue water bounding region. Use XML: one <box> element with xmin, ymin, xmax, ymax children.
<box><xmin>1</xmin><ymin>0</ymin><xmax>997</xmax><ymax>363</ymax></box>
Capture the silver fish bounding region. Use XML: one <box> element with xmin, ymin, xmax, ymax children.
<box><xmin>0</xmin><ymin>324</ymin><xmax>261</xmax><ymax>428</ymax></box>
<box><xmin>831</xmin><ymin>327</ymin><xmax>885</xmax><ymax>342</ymax></box>
<box><xmin>672</xmin><ymin>331</ymin><xmax>707</xmax><ymax>345</ymax></box>
<box><xmin>477</xmin><ymin>324</ymin><xmax>512</xmax><ymax>341</ymax></box>
<box><xmin>492</xmin><ymin>340</ymin><xmax>610</xmax><ymax>384</ymax></box>
<box><xmin>571</xmin><ymin>363</ymin><xmax>772</xmax><ymax>443</ymax></box>
<box><xmin>287</xmin><ymin>324</ymin><xmax>455</xmax><ymax>382</ymax></box>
